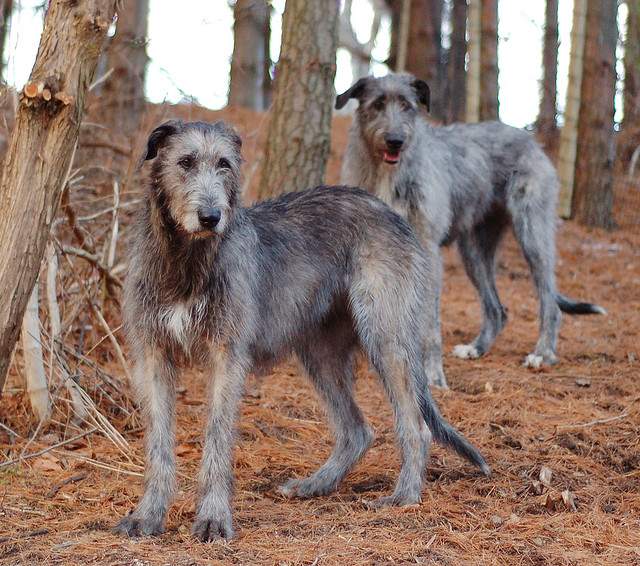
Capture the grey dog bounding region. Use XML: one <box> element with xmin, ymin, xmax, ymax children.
<box><xmin>337</xmin><ymin>73</ymin><xmax>605</xmax><ymax>374</ymax></box>
<box><xmin>114</xmin><ymin>119</ymin><xmax>489</xmax><ymax>541</ymax></box>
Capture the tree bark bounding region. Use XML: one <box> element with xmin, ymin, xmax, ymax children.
<box><xmin>479</xmin><ymin>0</ymin><xmax>499</xmax><ymax>121</ymax></box>
<box><xmin>0</xmin><ymin>0</ymin><xmax>12</xmax><ymax>83</ymax></box>
<box><xmin>405</xmin><ymin>0</ymin><xmax>444</xmax><ymax>120</ymax></box>
<box><xmin>101</xmin><ymin>0</ymin><xmax>149</xmax><ymax>136</ymax></box>
<box><xmin>572</xmin><ymin>0</ymin><xmax>617</xmax><ymax>229</ymax></box>
<box><xmin>445</xmin><ymin>0</ymin><xmax>467</xmax><ymax>123</ymax></box>
<box><xmin>0</xmin><ymin>0</ymin><xmax>117</xmax><ymax>393</ymax></box>
<box><xmin>537</xmin><ymin>0</ymin><xmax>559</xmax><ymax>148</ymax></box>
<box><xmin>229</xmin><ymin>0</ymin><xmax>269</xmax><ymax>110</ymax></box>
<box><xmin>386</xmin><ymin>0</ymin><xmax>402</xmax><ymax>71</ymax></box>
<box><xmin>258</xmin><ymin>0</ymin><xmax>339</xmax><ymax>198</ymax></box>
<box><xmin>466</xmin><ymin>0</ymin><xmax>481</xmax><ymax>123</ymax></box>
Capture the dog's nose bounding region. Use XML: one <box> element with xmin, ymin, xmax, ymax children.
<box><xmin>198</xmin><ymin>207</ymin><xmax>222</xmax><ymax>229</ymax></box>
<box><xmin>384</xmin><ymin>134</ymin><xmax>404</xmax><ymax>151</ymax></box>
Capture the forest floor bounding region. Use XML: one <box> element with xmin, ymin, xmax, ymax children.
<box><xmin>0</xmin><ymin>104</ymin><xmax>639</xmax><ymax>565</ymax></box>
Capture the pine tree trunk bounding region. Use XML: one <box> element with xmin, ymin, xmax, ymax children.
<box><xmin>572</xmin><ymin>0</ymin><xmax>617</xmax><ymax>229</ymax></box>
<box><xmin>258</xmin><ymin>0</ymin><xmax>339</xmax><ymax>198</ymax></box>
<box><xmin>405</xmin><ymin>0</ymin><xmax>444</xmax><ymax>120</ymax></box>
<box><xmin>0</xmin><ymin>0</ymin><xmax>13</xmax><ymax>82</ymax></box>
<box><xmin>479</xmin><ymin>0</ymin><xmax>499</xmax><ymax>121</ymax></box>
<box><xmin>621</xmin><ymin>0</ymin><xmax>640</xmax><ymax>163</ymax></box>
<box><xmin>386</xmin><ymin>0</ymin><xmax>402</xmax><ymax>71</ymax></box>
<box><xmin>557</xmin><ymin>0</ymin><xmax>586</xmax><ymax>218</ymax></box>
<box><xmin>537</xmin><ymin>0</ymin><xmax>559</xmax><ymax>149</ymax></box>
<box><xmin>229</xmin><ymin>0</ymin><xmax>269</xmax><ymax>110</ymax></box>
<box><xmin>466</xmin><ymin>0</ymin><xmax>481</xmax><ymax>123</ymax></box>
<box><xmin>445</xmin><ymin>0</ymin><xmax>467</xmax><ymax>123</ymax></box>
<box><xmin>0</xmin><ymin>0</ymin><xmax>117</xmax><ymax>393</ymax></box>
<box><xmin>101</xmin><ymin>0</ymin><xmax>149</xmax><ymax>135</ymax></box>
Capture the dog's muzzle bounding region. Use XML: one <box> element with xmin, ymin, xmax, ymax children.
<box><xmin>383</xmin><ymin>135</ymin><xmax>404</xmax><ymax>165</ymax></box>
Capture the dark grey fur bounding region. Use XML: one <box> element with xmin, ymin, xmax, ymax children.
<box><xmin>337</xmin><ymin>74</ymin><xmax>605</xmax><ymax>372</ymax></box>
<box><xmin>114</xmin><ymin>120</ymin><xmax>490</xmax><ymax>542</ymax></box>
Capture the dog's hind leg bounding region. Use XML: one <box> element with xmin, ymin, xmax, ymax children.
<box><xmin>192</xmin><ymin>344</ymin><xmax>248</xmax><ymax>541</ymax></box>
<box><xmin>280</xmin><ymin>319</ymin><xmax>374</xmax><ymax>499</ymax></box>
<box><xmin>365</xmin><ymin>346</ymin><xmax>431</xmax><ymax>508</ymax></box>
<box><xmin>453</xmin><ymin>217</ymin><xmax>508</xmax><ymax>360</ymax></box>
<box><xmin>115</xmin><ymin>348</ymin><xmax>177</xmax><ymax>537</ymax></box>
<box><xmin>508</xmin><ymin>172</ymin><xmax>561</xmax><ymax>367</ymax></box>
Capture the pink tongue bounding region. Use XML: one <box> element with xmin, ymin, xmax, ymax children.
<box><xmin>383</xmin><ymin>151</ymin><xmax>399</xmax><ymax>163</ymax></box>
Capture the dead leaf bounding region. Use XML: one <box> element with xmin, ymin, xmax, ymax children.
<box><xmin>484</xmin><ymin>382</ymin><xmax>494</xmax><ymax>394</ymax></box>
<box><xmin>32</xmin><ymin>453</ymin><xmax>62</xmax><ymax>473</ymax></box>
<box><xmin>539</xmin><ymin>466</ymin><xmax>553</xmax><ymax>488</ymax></box>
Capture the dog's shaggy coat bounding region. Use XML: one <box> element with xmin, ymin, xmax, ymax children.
<box><xmin>114</xmin><ymin>120</ymin><xmax>489</xmax><ymax>541</ymax></box>
<box><xmin>338</xmin><ymin>73</ymin><xmax>604</xmax><ymax>374</ymax></box>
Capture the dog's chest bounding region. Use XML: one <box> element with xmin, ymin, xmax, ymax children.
<box><xmin>374</xmin><ymin>169</ymin><xmax>409</xmax><ymax>219</ymax></box>
<box><xmin>158</xmin><ymin>299</ymin><xmax>208</xmax><ymax>348</ymax></box>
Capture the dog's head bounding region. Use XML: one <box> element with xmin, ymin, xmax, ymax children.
<box><xmin>336</xmin><ymin>74</ymin><xmax>429</xmax><ymax>166</ymax></box>
<box><xmin>143</xmin><ymin>119</ymin><xmax>242</xmax><ymax>238</ymax></box>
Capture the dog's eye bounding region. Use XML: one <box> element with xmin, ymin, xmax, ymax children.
<box><xmin>399</xmin><ymin>97</ymin><xmax>412</xmax><ymax>111</ymax></box>
<box><xmin>178</xmin><ymin>156</ymin><xmax>194</xmax><ymax>170</ymax></box>
<box><xmin>373</xmin><ymin>98</ymin><xmax>385</xmax><ymax>111</ymax></box>
<box><xmin>217</xmin><ymin>157</ymin><xmax>231</xmax><ymax>170</ymax></box>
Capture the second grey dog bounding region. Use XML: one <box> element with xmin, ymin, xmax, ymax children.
<box><xmin>114</xmin><ymin>119</ymin><xmax>489</xmax><ymax>542</ymax></box>
<box><xmin>337</xmin><ymin>74</ymin><xmax>605</xmax><ymax>372</ymax></box>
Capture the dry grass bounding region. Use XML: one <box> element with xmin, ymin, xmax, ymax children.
<box><xmin>0</xmin><ymin>103</ymin><xmax>639</xmax><ymax>565</ymax></box>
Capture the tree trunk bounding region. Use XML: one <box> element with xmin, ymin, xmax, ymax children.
<box><xmin>262</xmin><ymin>4</ymin><xmax>272</xmax><ymax>108</ymax></box>
<box><xmin>386</xmin><ymin>0</ymin><xmax>402</xmax><ymax>71</ymax></box>
<box><xmin>557</xmin><ymin>0</ymin><xmax>586</xmax><ymax>218</ymax></box>
<box><xmin>0</xmin><ymin>0</ymin><xmax>13</xmax><ymax>83</ymax></box>
<box><xmin>258</xmin><ymin>0</ymin><xmax>339</xmax><ymax>198</ymax></box>
<box><xmin>621</xmin><ymin>0</ymin><xmax>640</xmax><ymax>163</ymax></box>
<box><xmin>445</xmin><ymin>0</ymin><xmax>467</xmax><ymax>123</ymax></box>
<box><xmin>0</xmin><ymin>0</ymin><xmax>117</xmax><ymax>393</ymax></box>
<box><xmin>101</xmin><ymin>0</ymin><xmax>148</xmax><ymax>135</ymax></box>
<box><xmin>466</xmin><ymin>0</ymin><xmax>481</xmax><ymax>123</ymax></box>
<box><xmin>405</xmin><ymin>0</ymin><xmax>444</xmax><ymax>120</ymax></box>
<box><xmin>479</xmin><ymin>0</ymin><xmax>499</xmax><ymax>121</ymax></box>
<box><xmin>229</xmin><ymin>0</ymin><xmax>269</xmax><ymax>110</ymax></box>
<box><xmin>572</xmin><ymin>0</ymin><xmax>617</xmax><ymax>229</ymax></box>
<box><xmin>537</xmin><ymin>0</ymin><xmax>559</xmax><ymax>149</ymax></box>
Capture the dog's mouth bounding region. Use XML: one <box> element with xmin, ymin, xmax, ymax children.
<box><xmin>382</xmin><ymin>149</ymin><xmax>401</xmax><ymax>164</ymax></box>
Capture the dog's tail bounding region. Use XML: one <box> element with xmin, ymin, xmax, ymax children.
<box><xmin>415</xmin><ymin>378</ymin><xmax>491</xmax><ymax>477</ymax></box>
<box><xmin>556</xmin><ymin>293</ymin><xmax>606</xmax><ymax>315</ymax></box>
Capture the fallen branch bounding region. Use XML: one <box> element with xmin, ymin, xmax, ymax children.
<box><xmin>60</xmin><ymin>245</ymin><xmax>123</xmax><ymax>288</ymax></box>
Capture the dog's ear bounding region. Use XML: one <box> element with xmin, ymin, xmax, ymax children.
<box><xmin>412</xmin><ymin>79</ymin><xmax>430</xmax><ymax>111</ymax></box>
<box><xmin>144</xmin><ymin>120</ymin><xmax>182</xmax><ymax>161</ymax></box>
<box><xmin>335</xmin><ymin>77</ymin><xmax>370</xmax><ymax>109</ymax></box>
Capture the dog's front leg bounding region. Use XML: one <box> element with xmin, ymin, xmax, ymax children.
<box><xmin>116</xmin><ymin>348</ymin><xmax>177</xmax><ymax>536</ymax></box>
<box><xmin>192</xmin><ymin>344</ymin><xmax>247</xmax><ymax>541</ymax></box>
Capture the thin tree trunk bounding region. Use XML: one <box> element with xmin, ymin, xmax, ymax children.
<box><xmin>557</xmin><ymin>0</ymin><xmax>586</xmax><ymax>218</ymax></box>
<box><xmin>262</xmin><ymin>4</ymin><xmax>272</xmax><ymax>108</ymax></box>
<box><xmin>229</xmin><ymin>0</ymin><xmax>269</xmax><ymax>110</ymax></box>
<box><xmin>0</xmin><ymin>0</ymin><xmax>117</xmax><ymax>394</ymax></box>
<box><xmin>405</xmin><ymin>0</ymin><xmax>443</xmax><ymax>119</ymax></box>
<box><xmin>572</xmin><ymin>0</ymin><xmax>617</xmax><ymax>229</ymax></box>
<box><xmin>537</xmin><ymin>0</ymin><xmax>559</xmax><ymax>149</ymax></box>
<box><xmin>445</xmin><ymin>0</ymin><xmax>467</xmax><ymax>123</ymax></box>
<box><xmin>258</xmin><ymin>0</ymin><xmax>339</xmax><ymax>198</ymax></box>
<box><xmin>479</xmin><ymin>0</ymin><xmax>499</xmax><ymax>121</ymax></box>
<box><xmin>21</xmin><ymin>282</ymin><xmax>51</xmax><ymax>421</ymax></box>
<box><xmin>466</xmin><ymin>0</ymin><xmax>481</xmax><ymax>123</ymax></box>
<box><xmin>386</xmin><ymin>0</ymin><xmax>402</xmax><ymax>71</ymax></box>
<box><xmin>102</xmin><ymin>0</ymin><xmax>149</xmax><ymax>135</ymax></box>
<box><xmin>621</xmin><ymin>0</ymin><xmax>640</xmax><ymax>163</ymax></box>
<box><xmin>0</xmin><ymin>0</ymin><xmax>13</xmax><ymax>83</ymax></box>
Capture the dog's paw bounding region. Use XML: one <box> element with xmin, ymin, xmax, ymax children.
<box><xmin>363</xmin><ymin>492</ymin><xmax>421</xmax><ymax>509</ymax></box>
<box><xmin>192</xmin><ymin>513</ymin><xmax>234</xmax><ymax>542</ymax></box>
<box><xmin>452</xmin><ymin>344</ymin><xmax>480</xmax><ymax>360</ymax></box>
<box><xmin>114</xmin><ymin>512</ymin><xmax>164</xmax><ymax>537</ymax></box>
<box><xmin>523</xmin><ymin>352</ymin><xmax>558</xmax><ymax>369</ymax></box>
<box><xmin>278</xmin><ymin>477</ymin><xmax>336</xmax><ymax>499</ymax></box>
